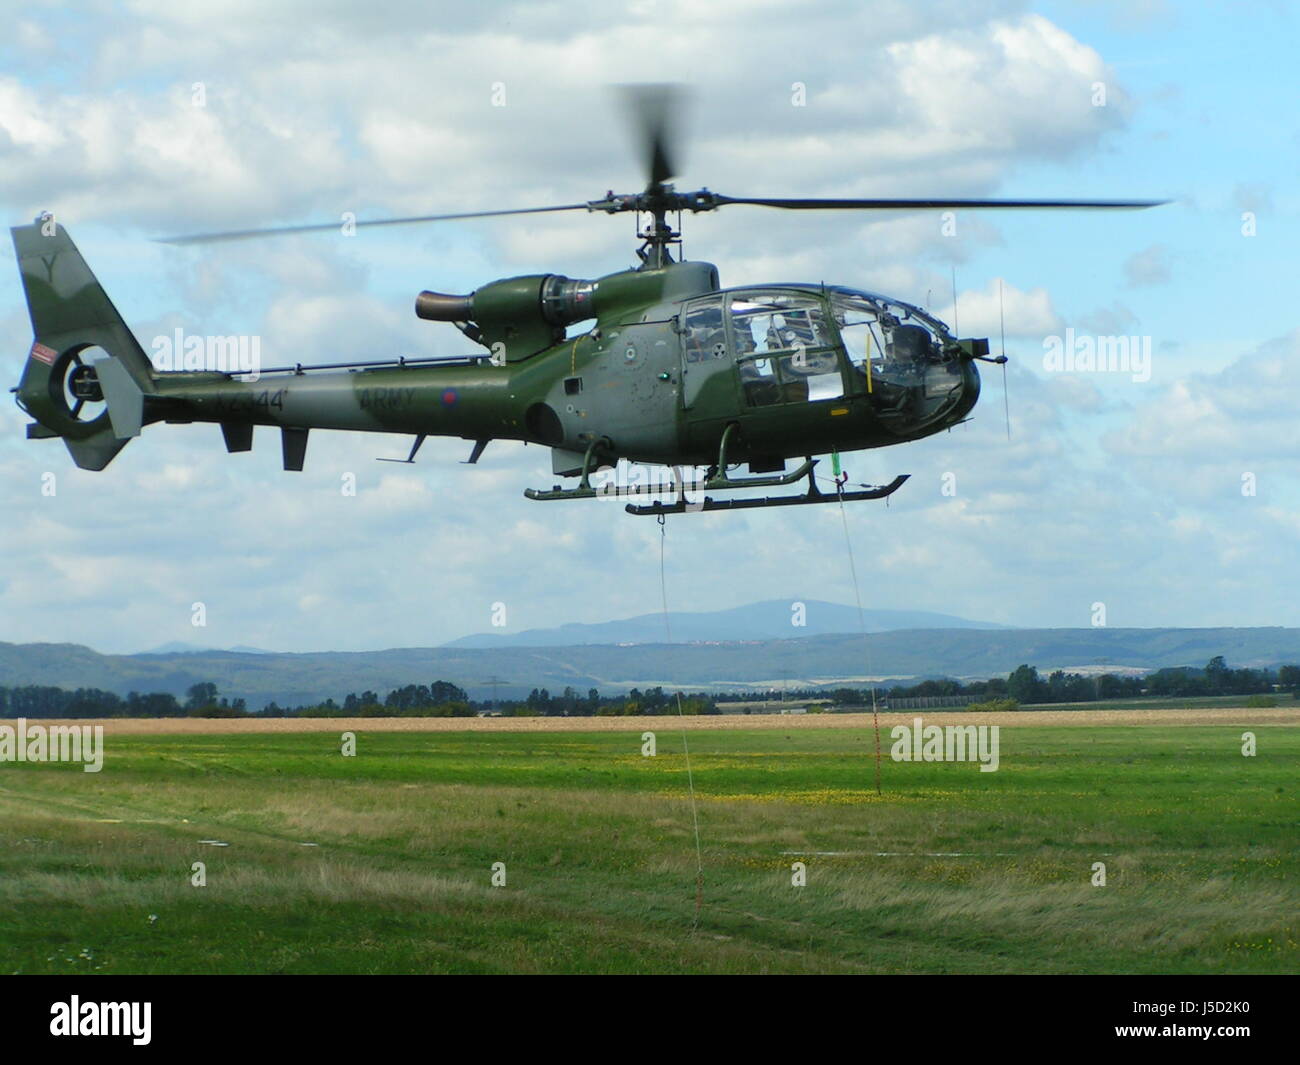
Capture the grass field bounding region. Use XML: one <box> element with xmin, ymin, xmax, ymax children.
<box><xmin>1</xmin><ymin>712</ymin><xmax>1296</xmax><ymax>974</ymax></box>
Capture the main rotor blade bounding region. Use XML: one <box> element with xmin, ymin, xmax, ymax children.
<box><xmin>711</xmin><ymin>195</ymin><xmax>1168</xmax><ymax>211</ymax></box>
<box><xmin>618</xmin><ymin>83</ymin><xmax>686</xmax><ymax>187</ymax></box>
<box><xmin>158</xmin><ymin>203</ymin><xmax>589</xmax><ymax>245</ymax></box>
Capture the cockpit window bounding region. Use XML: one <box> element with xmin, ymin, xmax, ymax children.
<box><xmin>836</xmin><ymin>300</ymin><xmax>882</xmax><ymax>366</ymax></box>
<box><xmin>730</xmin><ymin>293</ymin><xmax>843</xmax><ymax>406</ymax></box>
<box><xmin>830</xmin><ymin>290</ymin><xmax>964</xmax><ymax>422</ymax></box>
<box><xmin>731</xmin><ymin>294</ymin><xmax>829</xmax><ymax>354</ymax></box>
<box><xmin>683</xmin><ymin>298</ymin><xmax>726</xmax><ymax>364</ymax></box>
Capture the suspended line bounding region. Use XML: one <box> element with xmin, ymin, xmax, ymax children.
<box><xmin>658</xmin><ymin>513</ymin><xmax>705</xmax><ymax>926</ymax></box>
<box><xmin>833</xmin><ymin>452</ymin><xmax>883</xmax><ymax>796</ymax></box>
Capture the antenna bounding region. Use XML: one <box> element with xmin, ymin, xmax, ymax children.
<box><xmin>998</xmin><ymin>279</ymin><xmax>1011</xmax><ymax>441</ymax></box>
<box><xmin>951</xmin><ymin>265</ymin><xmax>959</xmax><ymax>336</ymax></box>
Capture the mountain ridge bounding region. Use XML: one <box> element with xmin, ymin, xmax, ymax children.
<box><xmin>443</xmin><ymin>598</ymin><xmax>1012</xmax><ymax>648</ymax></box>
<box><xmin>2</xmin><ymin>624</ymin><xmax>1296</xmax><ymax>709</ymax></box>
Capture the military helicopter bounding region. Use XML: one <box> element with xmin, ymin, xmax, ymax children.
<box><xmin>10</xmin><ymin>87</ymin><xmax>1163</xmax><ymax>514</ymax></box>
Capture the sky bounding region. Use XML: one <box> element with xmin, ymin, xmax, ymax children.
<box><xmin>0</xmin><ymin>0</ymin><xmax>1296</xmax><ymax>654</ymax></box>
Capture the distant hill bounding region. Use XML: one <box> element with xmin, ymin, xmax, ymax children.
<box><xmin>1</xmin><ymin>626</ymin><xmax>1297</xmax><ymax>710</ymax></box>
<box><xmin>445</xmin><ymin>599</ymin><xmax>1011</xmax><ymax>647</ymax></box>
<box><xmin>143</xmin><ymin>642</ymin><xmax>272</xmax><ymax>655</ymax></box>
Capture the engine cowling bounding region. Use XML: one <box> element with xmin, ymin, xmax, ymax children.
<box><xmin>416</xmin><ymin>274</ymin><xmax>596</xmax><ymax>361</ymax></box>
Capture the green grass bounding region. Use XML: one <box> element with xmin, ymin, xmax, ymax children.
<box><xmin>0</xmin><ymin>724</ymin><xmax>1295</xmax><ymax>974</ymax></box>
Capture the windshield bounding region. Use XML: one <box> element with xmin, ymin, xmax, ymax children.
<box><xmin>830</xmin><ymin>288</ymin><xmax>967</xmax><ymax>428</ymax></box>
<box><xmin>678</xmin><ymin>285</ymin><xmax>974</xmax><ymax>430</ymax></box>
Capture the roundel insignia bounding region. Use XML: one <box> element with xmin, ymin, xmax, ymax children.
<box><xmin>441</xmin><ymin>388</ymin><xmax>459</xmax><ymax>406</ymax></box>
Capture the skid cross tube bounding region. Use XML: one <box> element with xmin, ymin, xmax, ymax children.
<box><xmin>523</xmin><ymin>435</ymin><xmax>615</xmax><ymax>501</ymax></box>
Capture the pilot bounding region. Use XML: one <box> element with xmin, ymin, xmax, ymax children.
<box><xmin>879</xmin><ymin>323</ymin><xmax>930</xmax><ymax>399</ymax></box>
<box><xmin>889</xmin><ymin>323</ymin><xmax>932</xmax><ymax>363</ymax></box>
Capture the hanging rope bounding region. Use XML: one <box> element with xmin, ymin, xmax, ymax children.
<box><xmin>658</xmin><ymin>513</ymin><xmax>705</xmax><ymax>926</ymax></box>
<box><xmin>833</xmin><ymin>452</ymin><xmax>882</xmax><ymax>796</ymax></box>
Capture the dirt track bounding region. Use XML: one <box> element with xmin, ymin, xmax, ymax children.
<box><xmin>19</xmin><ymin>707</ymin><xmax>1297</xmax><ymax>735</ymax></box>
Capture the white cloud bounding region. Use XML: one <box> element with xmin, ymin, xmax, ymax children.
<box><xmin>1105</xmin><ymin>329</ymin><xmax>1300</xmax><ymax>464</ymax></box>
<box><xmin>935</xmin><ymin>277</ymin><xmax>1063</xmax><ymax>339</ymax></box>
<box><xmin>2</xmin><ymin>1</ymin><xmax>1294</xmax><ymax>659</ymax></box>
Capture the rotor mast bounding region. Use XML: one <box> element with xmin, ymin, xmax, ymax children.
<box><xmin>620</xmin><ymin>83</ymin><xmax>684</xmax><ymax>269</ymax></box>
<box><xmin>588</xmin><ymin>184</ymin><xmax>687</xmax><ymax>268</ymax></box>
<box><xmin>637</xmin><ymin>184</ymin><xmax>680</xmax><ymax>268</ymax></box>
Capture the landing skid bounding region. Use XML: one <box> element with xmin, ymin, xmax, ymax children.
<box><xmin>626</xmin><ymin>473</ymin><xmax>909</xmax><ymax>516</ymax></box>
<box><xmin>522</xmin><ymin>427</ymin><xmax>909</xmax><ymax>515</ymax></box>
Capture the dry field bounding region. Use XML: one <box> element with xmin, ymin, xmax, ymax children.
<box><xmin>28</xmin><ymin>705</ymin><xmax>1298</xmax><ymax>735</ymax></box>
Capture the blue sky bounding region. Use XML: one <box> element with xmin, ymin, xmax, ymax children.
<box><xmin>0</xmin><ymin>0</ymin><xmax>1296</xmax><ymax>657</ymax></box>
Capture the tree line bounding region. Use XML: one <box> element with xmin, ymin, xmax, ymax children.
<box><xmin>1</xmin><ymin>657</ymin><xmax>1294</xmax><ymax>719</ymax></box>
<box><xmin>718</xmin><ymin>657</ymin><xmax>1300</xmax><ymax>707</ymax></box>
<box><xmin>0</xmin><ymin>680</ymin><xmax>717</xmax><ymax>719</ymax></box>
<box><xmin>1003</xmin><ymin>658</ymin><xmax>1292</xmax><ymax>703</ymax></box>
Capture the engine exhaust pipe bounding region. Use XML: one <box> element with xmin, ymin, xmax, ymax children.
<box><xmin>415</xmin><ymin>290</ymin><xmax>474</xmax><ymax>321</ymax></box>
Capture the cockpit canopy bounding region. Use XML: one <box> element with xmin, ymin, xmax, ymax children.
<box><xmin>679</xmin><ymin>285</ymin><xmax>971</xmax><ymax>432</ymax></box>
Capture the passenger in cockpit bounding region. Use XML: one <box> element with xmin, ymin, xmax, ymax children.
<box><xmin>865</xmin><ymin>323</ymin><xmax>931</xmax><ymax>418</ymax></box>
<box><xmin>889</xmin><ymin>323</ymin><xmax>933</xmax><ymax>364</ymax></box>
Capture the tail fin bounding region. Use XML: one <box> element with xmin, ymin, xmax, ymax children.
<box><xmin>11</xmin><ymin>219</ymin><xmax>155</xmax><ymax>470</ymax></box>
